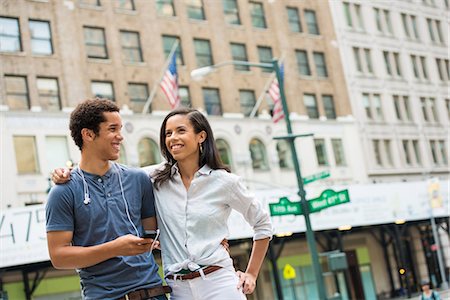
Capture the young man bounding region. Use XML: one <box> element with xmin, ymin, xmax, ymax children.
<box><xmin>46</xmin><ymin>98</ymin><xmax>170</xmax><ymax>300</ymax></box>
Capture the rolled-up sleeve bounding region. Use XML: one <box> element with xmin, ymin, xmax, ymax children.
<box><xmin>229</xmin><ymin>177</ymin><xmax>273</xmax><ymax>241</ymax></box>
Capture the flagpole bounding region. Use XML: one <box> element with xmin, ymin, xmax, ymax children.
<box><xmin>141</xmin><ymin>40</ymin><xmax>179</xmax><ymax>114</ymax></box>
<box><xmin>249</xmin><ymin>55</ymin><xmax>285</xmax><ymax>118</ymax></box>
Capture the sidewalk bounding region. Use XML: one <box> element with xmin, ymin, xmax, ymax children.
<box><xmin>387</xmin><ymin>288</ymin><xmax>450</xmax><ymax>299</ymax></box>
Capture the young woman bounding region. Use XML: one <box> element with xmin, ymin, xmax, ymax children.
<box><xmin>150</xmin><ymin>108</ymin><xmax>272</xmax><ymax>299</ymax></box>
<box><xmin>52</xmin><ymin>107</ymin><xmax>273</xmax><ymax>299</ymax></box>
<box><xmin>419</xmin><ymin>280</ymin><xmax>441</xmax><ymax>300</ymax></box>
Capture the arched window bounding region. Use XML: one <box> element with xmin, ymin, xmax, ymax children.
<box><xmin>276</xmin><ymin>140</ymin><xmax>294</xmax><ymax>169</ymax></box>
<box><xmin>249</xmin><ymin>138</ymin><xmax>269</xmax><ymax>170</ymax></box>
<box><xmin>216</xmin><ymin>138</ymin><xmax>232</xmax><ymax>168</ymax></box>
<box><xmin>117</xmin><ymin>144</ymin><xmax>127</xmax><ymax>165</ymax></box>
<box><xmin>138</xmin><ymin>138</ymin><xmax>160</xmax><ymax>167</ymax></box>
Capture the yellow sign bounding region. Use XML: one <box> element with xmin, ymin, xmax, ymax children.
<box><xmin>428</xmin><ymin>179</ymin><xmax>442</xmax><ymax>209</ymax></box>
<box><xmin>283</xmin><ymin>264</ymin><xmax>296</xmax><ymax>280</ymax></box>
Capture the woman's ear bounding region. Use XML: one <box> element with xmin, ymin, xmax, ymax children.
<box><xmin>199</xmin><ymin>131</ymin><xmax>207</xmax><ymax>143</ymax></box>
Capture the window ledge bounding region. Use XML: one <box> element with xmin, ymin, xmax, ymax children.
<box><xmin>0</xmin><ymin>51</ymin><xmax>26</xmax><ymax>56</ymax></box>
<box><xmin>31</xmin><ymin>54</ymin><xmax>57</xmax><ymax>59</ymax></box>
<box><xmin>87</xmin><ymin>58</ymin><xmax>112</xmax><ymax>64</ymax></box>
<box><xmin>123</xmin><ymin>61</ymin><xmax>147</xmax><ymax>67</ymax></box>
<box><xmin>114</xmin><ymin>9</ymin><xmax>138</xmax><ymax>15</ymax></box>
<box><xmin>79</xmin><ymin>4</ymin><xmax>104</xmax><ymax>11</ymax></box>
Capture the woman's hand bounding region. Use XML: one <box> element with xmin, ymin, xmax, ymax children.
<box><xmin>51</xmin><ymin>168</ymin><xmax>71</xmax><ymax>184</ymax></box>
<box><xmin>236</xmin><ymin>270</ymin><xmax>257</xmax><ymax>294</ymax></box>
<box><xmin>221</xmin><ymin>238</ymin><xmax>230</xmax><ymax>253</ymax></box>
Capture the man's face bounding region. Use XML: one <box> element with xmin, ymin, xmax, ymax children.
<box><xmin>91</xmin><ymin>111</ymin><xmax>123</xmax><ymax>161</ymax></box>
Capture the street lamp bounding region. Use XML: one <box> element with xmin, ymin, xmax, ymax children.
<box><xmin>191</xmin><ymin>59</ymin><xmax>327</xmax><ymax>300</ymax></box>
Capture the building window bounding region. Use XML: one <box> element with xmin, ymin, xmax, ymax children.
<box><xmin>362</xmin><ymin>93</ymin><xmax>383</xmax><ymax>121</ymax></box>
<box><xmin>29</xmin><ymin>20</ymin><xmax>52</xmax><ymax>55</ymax></box>
<box><xmin>401</xmin><ymin>14</ymin><xmax>420</xmax><ymax>40</ymax></box>
<box><xmin>374</xmin><ymin>8</ymin><xmax>393</xmax><ymax>35</ymax></box>
<box><xmin>91</xmin><ymin>81</ymin><xmax>114</xmax><ymax>100</ymax></box>
<box><xmin>314</xmin><ymin>139</ymin><xmax>328</xmax><ymax>166</ymax></box>
<box><xmin>257</xmin><ymin>46</ymin><xmax>273</xmax><ymax>72</ymax></box>
<box><xmin>202</xmin><ymin>88</ymin><xmax>222</xmax><ymax>116</ymax></box>
<box><xmin>435</xmin><ymin>58</ymin><xmax>450</xmax><ymax>81</ymax></box>
<box><xmin>83</xmin><ymin>26</ymin><xmax>107</xmax><ymax>59</ymax></box>
<box><xmin>331</xmin><ymin>139</ymin><xmax>346</xmax><ymax>166</ymax></box>
<box><xmin>114</xmin><ymin>0</ymin><xmax>135</xmax><ymax>10</ymax></box>
<box><xmin>186</xmin><ymin>0</ymin><xmax>205</xmax><ymax>20</ymax></box>
<box><xmin>343</xmin><ymin>2</ymin><xmax>364</xmax><ymax>30</ymax></box>
<box><xmin>120</xmin><ymin>30</ymin><xmax>143</xmax><ymax>63</ymax></box>
<box><xmin>128</xmin><ymin>83</ymin><xmax>148</xmax><ymax>113</ymax></box>
<box><xmin>383</xmin><ymin>51</ymin><xmax>402</xmax><ymax>78</ymax></box>
<box><xmin>250</xmin><ymin>2</ymin><xmax>267</xmax><ymax>29</ymax></box>
<box><xmin>249</xmin><ymin>138</ymin><xmax>269</xmax><ymax>170</ymax></box>
<box><xmin>304</xmin><ymin>9</ymin><xmax>319</xmax><ymax>35</ymax></box>
<box><xmin>429</xmin><ymin>140</ymin><xmax>448</xmax><ymax>165</ymax></box>
<box><xmin>4</xmin><ymin>75</ymin><xmax>29</xmax><ymax>110</ymax></box>
<box><xmin>353</xmin><ymin>47</ymin><xmax>373</xmax><ymax>74</ymax></box>
<box><xmin>36</xmin><ymin>77</ymin><xmax>60</xmax><ymax>111</ymax></box>
<box><xmin>13</xmin><ymin>136</ymin><xmax>39</xmax><ymax>174</ymax></box>
<box><xmin>194</xmin><ymin>39</ymin><xmax>213</xmax><ymax>67</ymax></box>
<box><xmin>410</xmin><ymin>55</ymin><xmax>428</xmax><ymax>80</ymax></box>
<box><xmin>45</xmin><ymin>136</ymin><xmax>70</xmax><ymax>175</ymax></box>
<box><xmin>162</xmin><ymin>35</ymin><xmax>183</xmax><ymax>65</ymax></box>
<box><xmin>313</xmin><ymin>52</ymin><xmax>328</xmax><ymax>77</ymax></box>
<box><xmin>223</xmin><ymin>0</ymin><xmax>240</xmax><ymax>25</ymax></box>
<box><xmin>402</xmin><ymin>139</ymin><xmax>421</xmax><ymax>166</ymax></box>
<box><xmin>179</xmin><ymin>86</ymin><xmax>191</xmax><ymax>107</ymax></box>
<box><xmin>156</xmin><ymin>0</ymin><xmax>175</xmax><ymax>16</ymax></box>
<box><xmin>287</xmin><ymin>7</ymin><xmax>302</xmax><ymax>32</ymax></box>
<box><xmin>79</xmin><ymin>0</ymin><xmax>101</xmax><ymax>6</ymax></box>
<box><xmin>303</xmin><ymin>94</ymin><xmax>319</xmax><ymax>119</ymax></box>
<box><xmin>372</xmin><ymin>139</ymin><xmax>393</xmax><ymax>167</ymax></box>
<box><xmin>239</xmin><ymin>90</ymin><xmax>256</xmax><ymax>117</ymax></box>
<box><xmin>393</xmin><ymin>95</ymin><xmax>412</xmax><ymax>122</ymax></box>
<box><xmin>446</xmin><ymin>99</ymin><xmax>450</xmax><ymax>120</ymax></box>
<box><xmin>216</xmin><ymin>138</ymin><xmax>232</xmax><ymax>168</ymax></box>
<box><xmin>296</xmin><ymin>50</ymin><xmax>311</xmax><ymax>76</ymax></box>
<box><xmin>0</xmin><ymin>17</ymin><xmax>21</xmax><ymax>52</ymax></box>
<box><xmin>427</xmin><ymin>18</ymin><xmax>444</xmax><ymax>44</ymax></box>
<box><xmin>420</xmin><ymin>97</ymin><xmax>438</xmax><ymax>123</ymax></box>
<box><xmin>322</xmin><ymin>95</ymin><xmax>336</xmax><ymax>119</ymax></box>
<box><xmin>138</xmin><ymin>138</ymin><xmax>160</xmax><ymax>167</ymax></box>
<box><xmin>230</xmin><ymin>43</ymin><xmax>249</xmax><ymax>71</ymax></box>
<box><xmin>276</xmin><ymin>140</ymin><xmax>293</xmax><ymax>169</ymax></box>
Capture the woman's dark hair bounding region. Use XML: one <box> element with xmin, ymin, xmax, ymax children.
<box><xmin>69</xmin><ymin>98</ymin><xmax>119</xmax><ymax>150</ymax></box>
<box><xmin>153</xmin><ymin>107</ymin><xmax>230</xmax><ymax>189</ymax></box>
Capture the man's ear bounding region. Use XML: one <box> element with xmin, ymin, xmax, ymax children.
<box><xmin>81</xmin><ymin>128</ymin><xmax>95</xmax><ymax>142</ymax></box>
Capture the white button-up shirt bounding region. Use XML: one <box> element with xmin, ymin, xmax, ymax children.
<box><xmin>144</xmin><ymin>164</ymin><xmax>273</xmax><ymax>275</ymax></box>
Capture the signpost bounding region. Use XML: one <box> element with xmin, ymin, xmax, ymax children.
<box><xmin>303</xmin><ymin>171</ymin><xmax>330</xmax><ymax>185</ymax></box>
<box><xmin>269</xmin><ymin>189</ymin><xmax>350</xmax><ymax>217</ymax></box>
<box><xmin>308</xmin><ymin>189</ymin><xmax>350</xmax><ymax>213</ymax></box>
<box><xmin>269</xmin><ymin>197</ymin><xmax>302</xmax><ymax>216</ymax></box>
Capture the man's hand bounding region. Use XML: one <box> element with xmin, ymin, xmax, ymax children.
<box><xmin>51</xmin><ymin>168</ymin><xmax>71</xmax><ymax>184</ymax></box>
<box><xmin>236</xmin><ymin>271</ymin><xmax>257</xmax><ymax>294</ymax></box>
<box><xmin>113</xmin><ymin>234</ymin><xmax>154</xmax><ymax>256</ymax></box>
<box><xmin>221</xmin><ymin>238</ymin><xmax>230</xmax><ymax>253</ymax></box>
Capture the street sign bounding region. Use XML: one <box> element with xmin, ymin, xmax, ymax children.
<box><xmin>283</xmin><ymin>264</ymin><xmax>296</xmax><ymax>280</ymax></box>
<box><xmin>269</xmin><ymin>197</ymin><xmax>302</xmax><ymax>216</ymax></box>
<box><xmin>308</xmin><ymin>189</ymin><xmax>350</xmax><ymax>213</ymax></box>
<box><xmin>303</xmin><ymin>171</ymin><xmax>330</xmax><ymax>185</ymax></box>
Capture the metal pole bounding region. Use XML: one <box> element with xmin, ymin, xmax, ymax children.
<box><xmin>430</xmin><ymin>213</ymin><xmax>449</xmax><ymax>289</ymax></box>
<box><xmin>272</xmin><ymin>59</ymin><xmax>327</xmax><ymax>299</ymax></box>
<box><xmin>268</xmin><ymin>244</ymin><xmax>284</xmax><ymax>300</ymax></box>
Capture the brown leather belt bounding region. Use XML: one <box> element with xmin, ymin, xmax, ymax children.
<box><xmin>118</xmin><ymin>285</ymin><xmax>172</xmax><ymax>300</ymax></box>
<box><xmin>165</xmin><ymin>265</ymin><xmax>222</xmax><ymax>280</ymax></box>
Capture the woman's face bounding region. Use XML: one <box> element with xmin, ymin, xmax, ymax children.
<box><xmin>164</xmin><ymin>114</ymin><xmax>205</xmax><ymax>163</ymax></box>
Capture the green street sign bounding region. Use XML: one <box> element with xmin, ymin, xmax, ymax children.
<box><xmin>269</xmin><ymin>197</ymin><xmax>302</xmax><ymax>216</ymax></box>
<box><xmin>308</xmin><ymin>189</ymin><xmax>350</xmax><ymax>213</ymax></box>
<box><xmin>303</xmin><ymin>171</ymin><xmax>330</xmax><ymax>185</ymax></box>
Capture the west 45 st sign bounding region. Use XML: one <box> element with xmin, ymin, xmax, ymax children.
<box><xmin>269</xmin><ymin>189</ymin><xmax>350</xmax><ymax>217</ymax></box>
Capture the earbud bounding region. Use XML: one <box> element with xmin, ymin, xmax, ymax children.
<box><xmin>84</xmin><ymin>194</ymin><xmax>91</xmax><ymax>205</ymax></box>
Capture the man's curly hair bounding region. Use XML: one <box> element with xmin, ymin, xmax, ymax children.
<box><xmin>69</xmin><ymin>98</ymin><xmax>120</xmax><ymax>150</ymax></box>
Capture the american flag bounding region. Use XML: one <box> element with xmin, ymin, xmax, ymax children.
<box><xmin>267</xmin><ymin>65</ymin><xmax>285</xmax><ymax>123</ymax></box>
<box><xmin>160</xmin><ymin>53</ymin><xmax>180</xmax><ymax>109</ymax></box>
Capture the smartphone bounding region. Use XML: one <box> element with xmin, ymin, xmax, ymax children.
<box><xmin>143</xmin><ymin>230</ymin><xmax>158</xmax><ymax>239</ymax></box>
